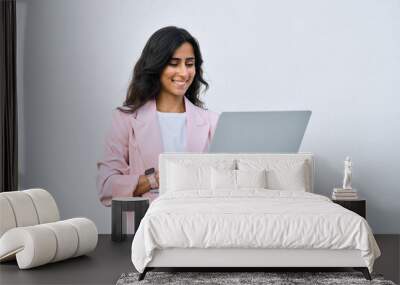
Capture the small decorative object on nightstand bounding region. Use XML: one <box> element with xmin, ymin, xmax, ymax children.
<box><xmin>332</xmin><ymin>156</ymin><xmax>359</xmax><ymax>200</ymax></box>
<box><xmin>342</xmin><ymin>156</ymin><xmax>353</xmax><ymax>190</ymax></box>
<box><xmin>112</xmin><ymin>197</ymin><xmax>149</xmax><ymax>242</ymax></box>
<box><xmin>332</xmin><ymin>199</ymin><xmax>366</xmax><ymax>219</ymax></box>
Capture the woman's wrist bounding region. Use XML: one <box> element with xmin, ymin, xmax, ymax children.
<box><xmin>145</xmin><ymin>168</ymin><xmax>159</xmax><ymax>189</ymax></box>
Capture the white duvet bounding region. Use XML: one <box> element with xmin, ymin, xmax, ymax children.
<box><xmin>131</xmin><ymin>190</ymin><xmax>380</xmax><ymax>273</ymax></box>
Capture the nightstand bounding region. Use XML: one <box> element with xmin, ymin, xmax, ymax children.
<box><xmin>332</xmin><ymin>199</ymin><xmax>366</xmax><ymax>219</ymax></box>
<box><xmin>111</xmin><ymin>197</ymin><xmax>149</xmax><ymax>242</ymax></box>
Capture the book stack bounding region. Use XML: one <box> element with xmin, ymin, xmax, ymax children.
<box><xmin>332</xmin><ymin>188</ymin><xmax>358</xmax><ymax>200</ymax></box>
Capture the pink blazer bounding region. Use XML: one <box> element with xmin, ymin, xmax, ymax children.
<box><xmin>97</xmin><ymin>97</ymin><xmax>219</xmax><ymax>206</ymax></box>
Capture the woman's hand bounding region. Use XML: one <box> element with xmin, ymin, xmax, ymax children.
<box><xmin>133</xmin><ymin>175</ymin><xmax>151</xmax><ymax>196</ymax></box>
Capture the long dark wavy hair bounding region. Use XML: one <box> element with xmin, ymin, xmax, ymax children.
<box><xmin>118</xmin><ymin>26</ymin><xmax>209</xmax><ymax>113</ymax></box>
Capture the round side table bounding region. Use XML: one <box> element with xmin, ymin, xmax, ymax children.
<box><xmin>111</xmin><ymin>197</ymin><xmax>149</xmax><ymax>242</ymax></box>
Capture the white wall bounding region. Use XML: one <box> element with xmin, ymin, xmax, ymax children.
<box><xmin>17</xmin><ymin>0</ymin><xmax>400</xmax><ymax>233</ymax></box>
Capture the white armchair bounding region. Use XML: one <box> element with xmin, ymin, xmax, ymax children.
<box><xmin>0</xmin><ymin>188</ymin><xmax>98</xmax><ymax>269</ymax></box>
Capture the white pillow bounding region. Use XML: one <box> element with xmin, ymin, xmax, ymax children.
<box><xmin>238</xmin><ymin>159</ymin><xmax>309</xmax><ymax>191</ymax></box>
<box><xmin>211</xmin><ymin>168</ymin><xmax>236</xmax><ymax>190</ymax></box>
<box><xmin>211</xmin><ymin>168</ymin><xmax>267</xmax><ymax>190</ymax></box>
<box><xmin>236</xmin><ymin>169</ymin><xmax>267</xmax><ymax>188</ymax></box>
<box><xmin>167</xmin><ymin>163</ymin><xmax>209</xmax><ymax>191</ymax></box>
<box><xmin>166</xmin><ymin>160</ymin><xmax>235</xmax><ymax>191</ymax></box>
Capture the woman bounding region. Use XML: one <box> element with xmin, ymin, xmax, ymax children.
<box><xmin>97</xmin><ymin>26</ymin><xmax>219</xmax><ymax>206</ymax></box>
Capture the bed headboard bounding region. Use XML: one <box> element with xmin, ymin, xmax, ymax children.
<box><xmin>158</xmin><ymin>153</ymin><xmax>314</xmax><ymax>195</ymax></box>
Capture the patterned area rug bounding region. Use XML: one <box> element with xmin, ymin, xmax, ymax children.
<box><xmin>116</xmin><ymin>271</ymin><xmax>396</xmax><ymax>285</ymax></box>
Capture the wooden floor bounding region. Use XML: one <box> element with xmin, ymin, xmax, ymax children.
<box><xmin>0</xmin><ymin>235</ymin><xmax>398</xmax><ymax>285</ymax></box>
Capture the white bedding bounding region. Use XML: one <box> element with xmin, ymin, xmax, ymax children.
<box><xmin>131</xmin><ymin>190</ymin><xmax>380</xmax><ymax>273</ymax></box>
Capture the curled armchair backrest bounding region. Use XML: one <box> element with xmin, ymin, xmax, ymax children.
<box><xmin>0</xmin><ymin>189</ymin><xmax>97</xmax><ymax>269</ymax></box>
<box><xmin>0</xmin><ymin>189</ymin><xmax>60</xmax><ymax>237</ymax></box>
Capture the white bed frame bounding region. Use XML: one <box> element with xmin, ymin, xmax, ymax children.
<box><xmin>148</xmin><ymin>248</ymin><xmax>365</xmax><ymax>268</ymax></box>
<box><xmin>143</xmin><ymin>247</ymin><xmax>370</xmax><ymax>280</ymax></box>
<box><xmin>138</xmin><ymin>153</ymin><xmax>371</xmax><ymax>280</ymax></box>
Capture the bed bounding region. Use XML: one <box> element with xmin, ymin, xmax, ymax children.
<box><xmin>131</xmin><ymin>153</ymin><xmax>380</xmax><ymax>280</ymax></box>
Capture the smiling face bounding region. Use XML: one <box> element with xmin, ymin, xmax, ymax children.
<box><xmin>159</xmin><ymin>42</ymin><xmax>196</xmax><ymax>99</ymax></box>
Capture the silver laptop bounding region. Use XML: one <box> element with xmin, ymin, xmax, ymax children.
<box><xmin>209</xmin><ymin>111</ymin><xmax>311</xmax><ymax>153</ymax></box>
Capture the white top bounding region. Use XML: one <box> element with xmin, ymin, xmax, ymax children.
<box><xmin>157</xmin><ymin>111</ymin><xmax>187</xmax><ymax>152</ymax></box>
